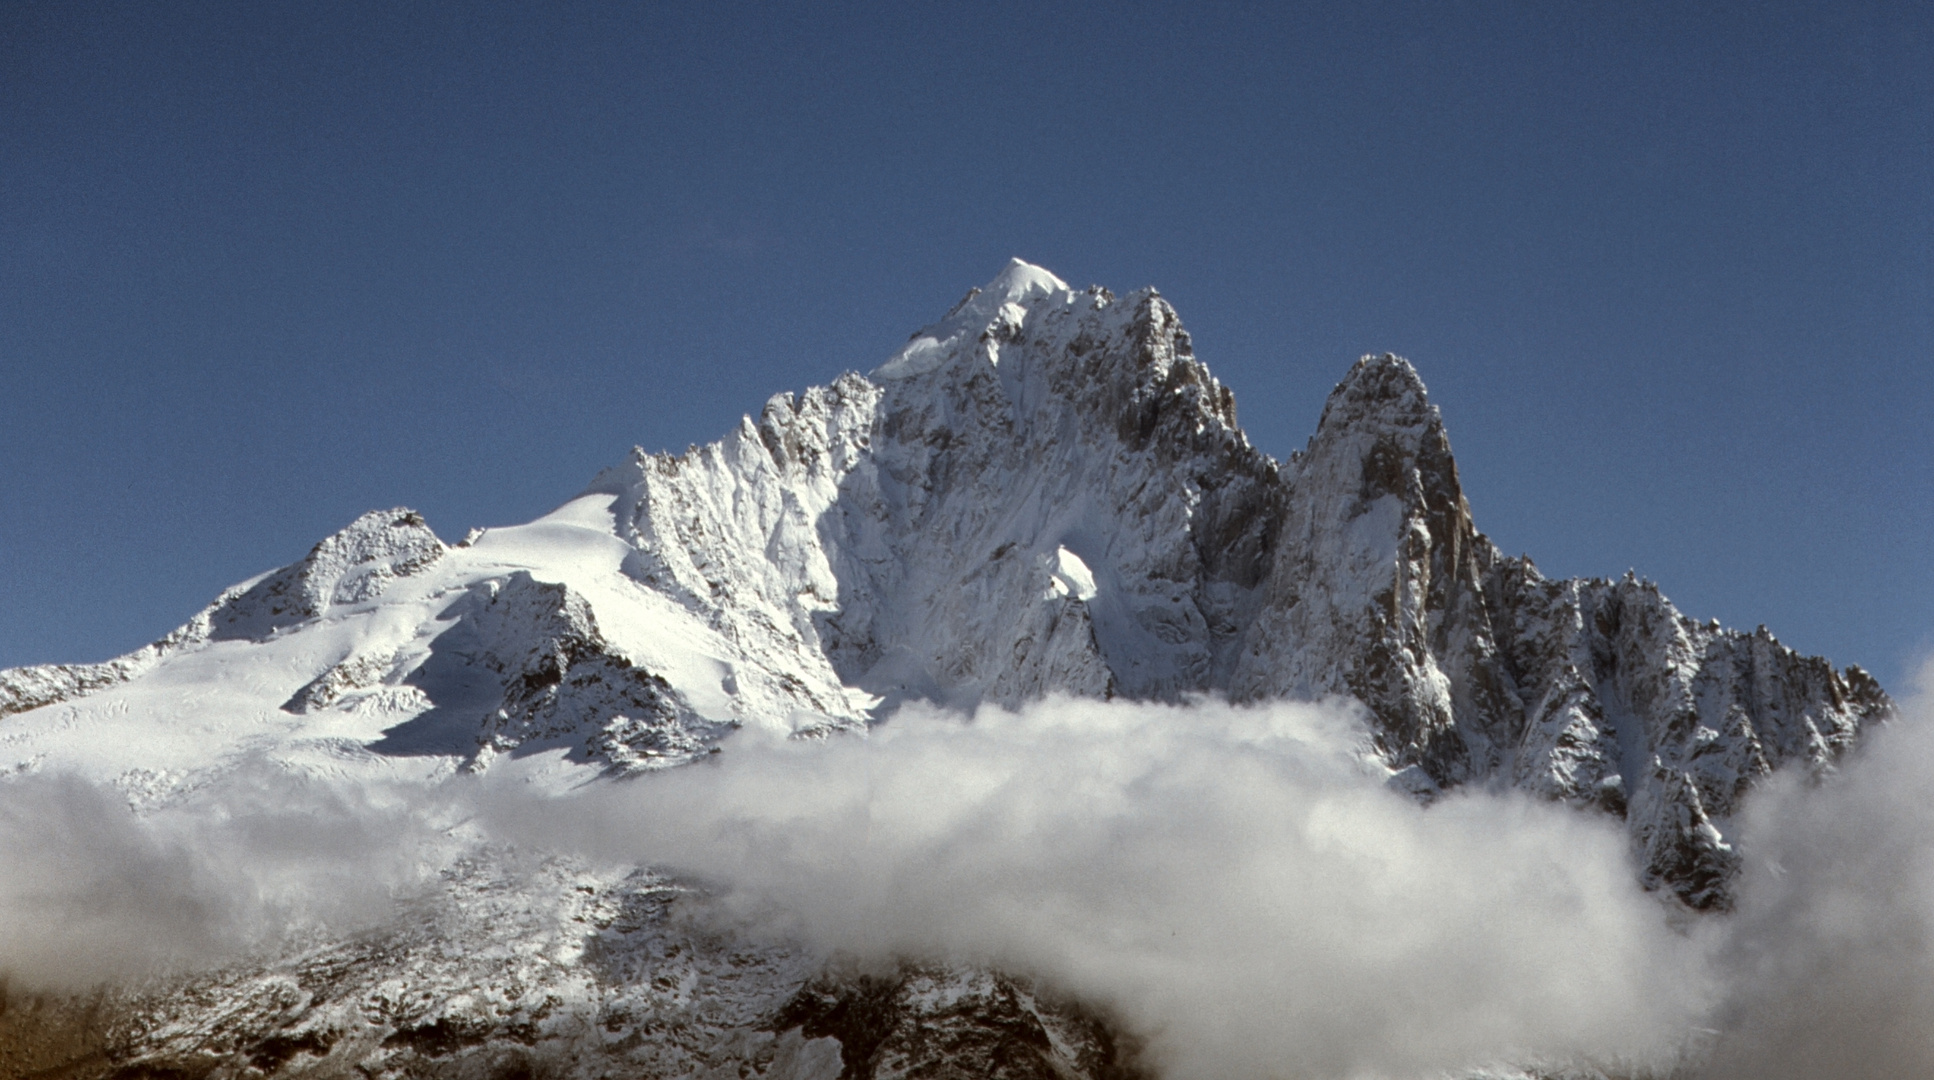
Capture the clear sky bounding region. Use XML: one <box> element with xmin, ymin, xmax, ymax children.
<box><xmin>3</xmin><ymin>1</ymin><xmax>1929</xmax><ymax>688</ymax></box>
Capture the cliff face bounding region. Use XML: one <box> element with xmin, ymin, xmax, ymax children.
<box><xmin>1224</xmin><ymin>351</ymin><xmax>1885</xmax><ymax>908</ymax></box>
<box><xmin>0</xmin><ymin>261</ymin><xmax>1891</xmax><ymax>1079</ymax></box>
<box><xmin>582</xmin><ymin>260</ymin><xmax>1886</xmax><ymax>908</ymax></box>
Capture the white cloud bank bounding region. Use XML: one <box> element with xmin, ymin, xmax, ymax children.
<box><xmin>0</xmin><ymin>762</ymin><xmax>448</xmax><ymax>989</ymax></box>
<box><xmin>5</xmin><ymin>674</ymin><xmax>1934</xmax><ymax>1079</ymax></box>
<box><xmin>1699</xmin><ymin>657</ymin><xmax>1934</xmax><ymax>1079</ymax></box>
<box><xmin>480</xmin><ymin>696</ymin><xmax>1709</xmax><ymax>1079</ymax></box>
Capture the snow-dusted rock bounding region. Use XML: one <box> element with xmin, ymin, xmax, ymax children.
<box><xmin>211</xmin><ymin>508</ymin><xmax>447</xmax><ymax>640</ymax></box>
<box><xmin>0</xmin><ymin>592</ymin><xmax>227</xmax><ymax>719</ymax></box>
<box><xmin>574</xmin><ymin>262</ymin><xmax>1888</xmax><ymax>906</ymax></box>
<box><xmin>594</xmin><ymin>261</ymin><xmax>1278</xmax><ymax>718</ymax></box>
<box><xmin>401</xmin><ymin>571</ymin><xmax>734</xmax><ymax>772</ymax></box>
<box><xmin>1</xmin><ymin>509</ymin><xmax>444</xmax><ymax>720</ymax></box>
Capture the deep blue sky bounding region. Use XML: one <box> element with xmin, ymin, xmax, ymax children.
<box><xmin>3</xmin><ymin>1</ymin><xmax>1929</xmax><ymax>688</ymax></box>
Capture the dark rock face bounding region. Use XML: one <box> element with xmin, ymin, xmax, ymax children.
<box><xmin>784</xmin><ymin>283</ymin><xmax>1891</xmax><ymax>908</ymax></box>
<box><xmin>657</xmin><ymin>281</ymin><xmax>1892</xmax><ymax>907</ymax></box>
<box><xmin>1478</xmin><ymin>567</ymin><xmax>1883</xmax><ymax>908</ymax></box>
<box><xmin>586</xmin><ymin>269</ymin><xmax>1889</xmax><ymax>918</ymax></box>
<box><xmin>772</xmin><ymin>966</ymin><xmax>1147</xmax><ymax>1080</ymax></box>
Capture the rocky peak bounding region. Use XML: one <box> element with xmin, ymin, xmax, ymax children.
<box><xmin>3</xmin><ymin>265</ymin><xmax>1893</xmax><ymax>914</ymax></box>
<box><xmin>587</xmin><ymin>264</ymin><xmax>1889</xmax><ymax>905</ymax></box>
<box><xmin>210</xmin><ymin>508</ymin><xmax>447</xmax><ymax>640</ymax></box>
<box><xmin>0</xmin><ymin>263</ymin><xmax>1905</xmax><ymax>1080</ymax></box>
<box><xmin>1295</xmin><ymin>354</ymin><xmax>1474</xmax><ymax>559</ymax></box>
<box><xmin>1</xmin><ymin>509</ymin><xmax>448</xmax><ymax>720</ymax></box>
<box><xmin>1310</xmin><ymin>352</ymin><xmax>1434</xmax><ymax>434</ymax></box>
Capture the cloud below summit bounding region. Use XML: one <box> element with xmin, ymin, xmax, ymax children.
<box><xmin>0</xmin><ymin>762</ymin><xmax>447</xmax><ymax>990</ymax></box>
<box><xmin>481</xmin><ymin>696</ymin><xmax>1710</xmax><ymax>1079</ymax></box>
<box><xmin>9</xmin><ymin>675</ymin><xmax>1934</xmax><ymax>1078</ymax></box>
<box><xmin>1698</xmin><ymin>656</ymin><xmax>1934</xmax><ymax>1079</ymax></box>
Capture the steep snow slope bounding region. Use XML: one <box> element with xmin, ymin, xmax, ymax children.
<box><xmin>592</xmin><ymin>261</ymin><xmax>1274</xmax><ymax>720</ymax></box>
<box><xmin>0</xmin><ymin>260</ymin><xmax>1893</xmax><ymax>1079</ymax></box>
<box><xmin>0</xmin><ymin>504</ymin><xmax>756</xmax><ymax>792</ymax></box>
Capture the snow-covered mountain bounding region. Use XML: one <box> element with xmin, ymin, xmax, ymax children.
<box><xmin>0</xmin><ymin>261</ymin><xmax>1893</xmax><ymax>1079</ymax></box>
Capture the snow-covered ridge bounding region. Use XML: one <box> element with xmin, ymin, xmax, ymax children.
<box><xmin>0</xmin><ymin>507</ymin><xmax>444</xmax><ymax>721</ymax></box>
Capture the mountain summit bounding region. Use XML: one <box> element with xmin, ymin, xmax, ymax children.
<box><xmin>0</xmin><ymin>261</ymin><xmax>1892</xmax><ymax>1079</ymax></box>
<box><xmin>3</xmin><ymin>260</ymin><xmax>1889</xmax><ymax>900</ymax></box>
<box><xmin>590</xmin><ymin>258</ymin><xmax>1885</xmax><ymax>908</ymax></box>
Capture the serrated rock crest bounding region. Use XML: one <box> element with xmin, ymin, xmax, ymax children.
<box><xmin>572</xmin><ymin>271</ymin><xmax>1887</xmax><ymax>906</ymax></box>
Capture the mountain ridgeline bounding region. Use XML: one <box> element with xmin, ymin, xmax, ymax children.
<box><xmin>581</xmin><ymin>260</ymin><xmax>1889</xmax><ymax>909</ymax></box>
<box><xmin>0</xmin><ymin>261</ymin><xmax>1893</xmax><ymax>1080</ymax></box>
<box><xmin>4</xmin><ymin>261</ymin><xmax>1889</xmax><ymax>908</ymax></box>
